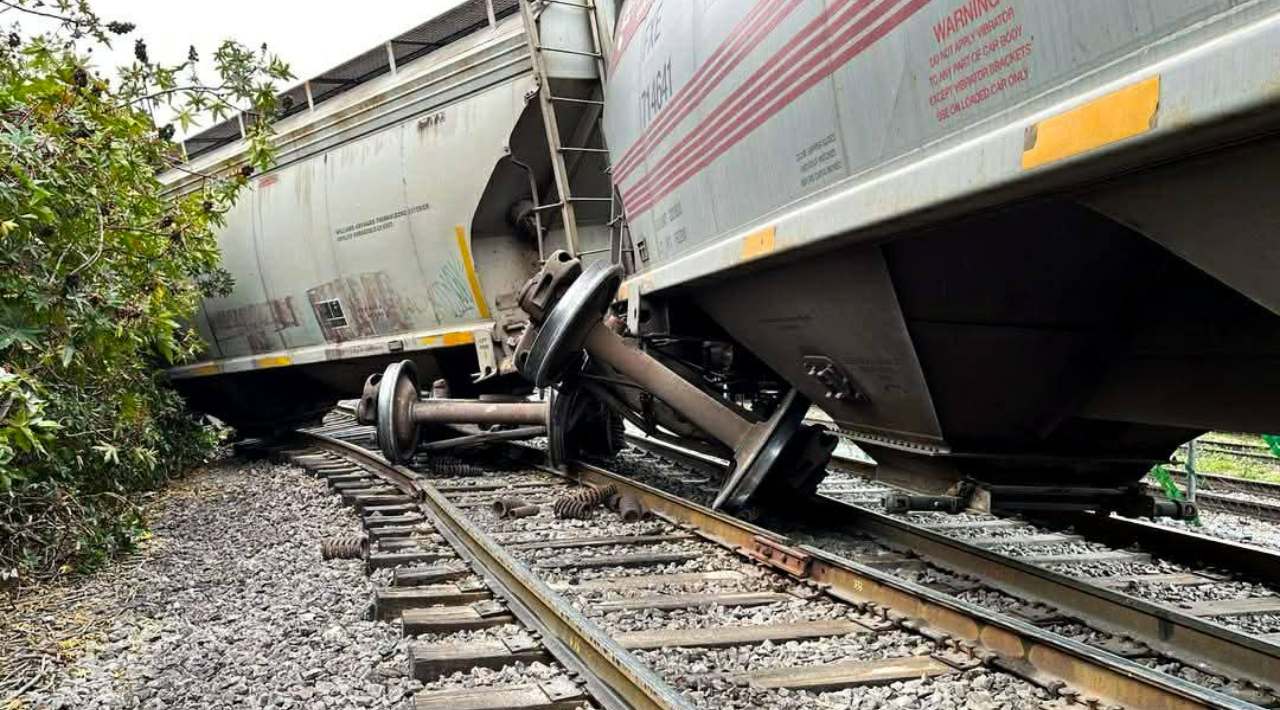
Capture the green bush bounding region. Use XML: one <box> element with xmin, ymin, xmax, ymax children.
<box><xmin>0</xmin><ymin>2</ymin><xmax>290</xmax><ymax>583</ymax></box>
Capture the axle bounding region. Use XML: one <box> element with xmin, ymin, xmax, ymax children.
<box><xmin>515</xmin><ymin>252</ymin><xmax>835</xmax><ymax>510</ymax></box>
<box><xmin>356</xmin><ymin>361</ymin><xmax>549</xmax><ymax>463</ymax></box>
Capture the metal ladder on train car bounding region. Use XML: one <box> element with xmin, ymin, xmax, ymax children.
<box><xmin>519</xmin><ymin>0</ymin><xmax>617</xmax><ymax>261</ymax></box>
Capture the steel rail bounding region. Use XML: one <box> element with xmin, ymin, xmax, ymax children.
<box><xmin>1158</xmin><ymin>470</ymin><xmax>1280</xmax><ymax>524</ymax></box>
<box><xmin>1177</xmin><ymin>443</ymin><xmax>1280</xmax><ymax>463</ymax></box>
<box><xmin>620</xmin><ymin>432</ymin><xmax>1280</xmax><ymax>696</ymax></box>
<box><xmin>1165</xmin><ymin>468</ymin><xmax>1280</xmax><ymax>497</ymax></box>
<box><xmin>543</xmin><ymin>453</ymin><xmax>1255</xmax><ymax>710</ymax></box>
<box><xmin>295</xmin><ymin>430</ymin><xmax>693</xmax><ymax>710</ymax></box>
<box><xmin>1176</xmin><ymin>490</ymin><xmax>1280</xmax><ymax>523</ymax></box>
<box><xmin>1023</xmin><ymin>502</ymin><xmax>1280</xmax><ymax>590</ymax></box>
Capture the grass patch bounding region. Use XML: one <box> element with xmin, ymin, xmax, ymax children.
<box><xmin>1200</xmin><ymin>431</ymin><xmax>1268</xmax><ymax>447</ymax></box>
<box><xmin>1181</xmin><ymin>432</ymin><xmax>1280</xmax><ymax>483</ymax></box>
<box><xmin>1190</xmin><ymin>450</ymin><xmax>1280</xmax><ymax>483</ymax></box>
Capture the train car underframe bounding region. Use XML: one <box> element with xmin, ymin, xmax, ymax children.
<box><xmin>608</xmin><ymin>136</ymin><xmax>1280</xmax><ymax>519</ymax></box>
<box><xmin>358</xmin><ymin>137</ymin><xmax>1280</xmax><ymax>522</ymax></box>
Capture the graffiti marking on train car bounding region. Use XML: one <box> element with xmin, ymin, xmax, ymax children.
<box><xmin>208</xmin><ymin>297</ymin><xmax>300</xmax><ymax>354</ymax></box>
<box><xmin>428</xmin><ymin>261</ymin><xmax>478</xmax><ymax>322</ymax></box>
<box><xmin>307</xmin><ymin>272</ymin><xmax>411</xmax><ymax>343</ymax></box>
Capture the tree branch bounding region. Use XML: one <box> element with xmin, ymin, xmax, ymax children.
<box><xmin>0</xmin><ymin>0</ymin><xmax>87</xmax><ymax>26</ymax></box>
<box><xmin>114</xmin><ymin>84</ymin><xmax>230</xmax><ymax>110</ymax></box>
<box><xmin>65</xmin><ymin>212</ymin><xmax>105</xmax><ymax>281</ymax></box>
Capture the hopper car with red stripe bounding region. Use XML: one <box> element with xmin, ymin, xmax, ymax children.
<box><xmin>172</xmin><ymin>0</ymin><xmax>1280</xmax><ymax>519</ymax></box>
<box><xmin>578</xmin><ymin>0</ymin><xmax>1280</xmax><ymax>514</ymax></box>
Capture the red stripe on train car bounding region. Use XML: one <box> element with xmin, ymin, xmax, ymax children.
<box><xmin>620</xmin><ymin>0</ymin><xmax>874</xmax><ymax>203</ymax></box>
<box><xmin>612</xmin><ymin>0</ymin><xmax>798</xmax><ymax>184</ymax></box>
<box><xmin>609</xmin><ymin>0</ymin><xmax>657</xmax><ymax>70</ymax></box>
<box><xmin>626</xmin><ymin>0</ymin><xmax>930</xmax><ymax>217</ymax></box>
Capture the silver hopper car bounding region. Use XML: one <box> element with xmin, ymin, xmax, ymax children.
<box><xmin>163</xmin><ymin>0</ymin><xmax>615</xmax><ymax>435</ymax></box>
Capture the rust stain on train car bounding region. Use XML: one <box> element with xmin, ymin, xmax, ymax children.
<box><xmin>208</xmin><ymin>297</ymin><xmax>301</xmax><ymax>354</ymax></box>
<box><xmin>307</xmin><ymin>272</ymin><xmax>412</xmax><ymax>343</ymax></box>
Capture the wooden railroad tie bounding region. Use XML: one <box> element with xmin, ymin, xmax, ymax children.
<box><xmin>374</xmin><ymin>582</ymin><xmax>490</xmax><ymax>621</ymax></box>
<box><xmin>366</xmin><ymin>550</ymin><xmax>455</xmax><ymax>571</ymax></box>
<box><xmin>393</xmin><ymin>564</ymin><xmax>470</xmax><ymax>587</ymax></box>
<box><xmin>412</xmin><ymin>677</ymin><xmax>586</xmax><ymax>710</ymax></box>
<box><xmin>410</xmin><ymin>637</ymin><xmax>549</xmax><ymax>682</ymax></box>
<box><xmin>615</xmin><ymin>619</ymin><xmax>871</xmax><ymax>650</ymax></box>
<box><xmin>726</xmin><ymin>655</ymin><xmax>955</xmax><ymax>691</ymax></box>
<box><xmin>549</xmin><ymin>570</ymin><xmax>748</xmax><ymax>592</ymax></box>
<box><xmin>402</xmin><ymin>601</ymin><xmax>514</xmax><ymax>635</ymax></box>
<box><xmin>590</xmin><ymin>591</ymin><xmax>791</xmax><ymax>613</ymax></box>
<box><xmin>536</xmin><ymin>551</ymin><xmax>700</xmax><ymax>570</ymax></box>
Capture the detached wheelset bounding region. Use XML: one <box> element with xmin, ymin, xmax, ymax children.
<box><xmin>513</xmin><ymin>252</ymin><xmax>836</xmax><ymax>511</ymax></box>
<box><xmin>358</xmin><ymin>358</ymin><xmax>623</xmax><ymax>468</ymax></box>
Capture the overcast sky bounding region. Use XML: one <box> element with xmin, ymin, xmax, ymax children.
<box><xmin>12</xmin><ymin>0</ymin><xmax>468</xmax><ymax>133</ymax></box>
<box><xmin>86</xmin><ymin>0</ymin><xmax>466</xmax><ymax>80</ymax></box>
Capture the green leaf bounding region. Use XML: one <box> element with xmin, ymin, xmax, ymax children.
<box><xmin>0</xmin><ymin>324</ymin><xmax>44</xmax><ymax>351</ymax></box>
<box><xmin>92</xmin><ymin>443</ymin><xmax>120</xmax><ymax>465</ymax></box>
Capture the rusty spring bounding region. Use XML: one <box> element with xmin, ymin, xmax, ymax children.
<box><xmin>320</xmin><ymin>534</ymin><xmax>368</xmax><ymax>560</ymax></box>
<box><xmin>417</xmin><ymin>455</ymin><xmax>482</xmax><ymax>477</ymax></box>
<box><xmin>553</xmin><ymin>484</ymin><xmax>617</xmax><ymax>520</ymax></box>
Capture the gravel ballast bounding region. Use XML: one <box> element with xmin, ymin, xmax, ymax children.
<box><xmin>10</xmin><ymin>458</ymin><xmax>420</xmax><ymax>709</ymax></box>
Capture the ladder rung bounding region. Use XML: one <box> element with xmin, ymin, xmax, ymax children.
<box><xmin>549</xmin><ymin>95</ymin><xmax>605</xmax><ymax>106</ymax></box>
<box><xmin>559</xmin><ymin>147</ymin><xmax>610</xmax><ymax>154</ymax></box>
<box><xmin>531</xmin><ymin>196</ymin><xmax>611</xmax><ymax>212</ymax></box>
<box><xmin>541</xmin><ymin>0</ymin><xmax>593</xmax><ymax>8</ymax></box>
<box><xmin>576</xmin><ymin>247</ymin><xmax>612</xmax><ymax>255</ymax></box>
<box><xmin>537</xmin><ymin>44</ymin><xmax>602</xmax><ymax>59</ymax></box>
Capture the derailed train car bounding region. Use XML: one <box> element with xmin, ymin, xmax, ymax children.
<box><xmin>561</xmin><ymin>0</ymin><xmax>1280</xmax><ymax>513</ymax></box>
<box><xmin>185</xmin><ymin>0</ymin><xmax>1280</xmax><ymax>518</ymax></box>
<box><xmin>162</xmin><ymin>0</ymin><xmax>616</xmax><ymax>435</ymax></box>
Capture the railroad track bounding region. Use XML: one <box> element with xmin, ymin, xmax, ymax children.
<box><xmin>277</xmin><ymin>412</ymin><xmax>1275</xmax><ymax>708</ymax></box>
<box><xmin>621</xmin><ymin>432</ymin><xmax>1280</xmax><ymax>707</ymax></box>
<box><xmin>1152</xmin><ymin>468</ymin><xmax>1280</xmax><ymax>523</ymax></box>
<box><xmin>1179</xmin><ymin>439</ymin><xmax>1279</xmax><ymax>462</ymax></box>
<box><xmin>813</xmin><ymin>418</ymin><xmax>1280</xmax><ymax>524</ymax></box>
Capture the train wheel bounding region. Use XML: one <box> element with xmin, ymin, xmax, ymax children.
<box><xmin>520</xmin><ymin>261</ymin><xmax>623</xmax><ymax>388</ymax></box>
<box><xmin>376</xmin><ymin>360</ymin><xmax>420</xmax><ymax>463</ymax></box>
<box><xmin>548</xmin><ymin>381</ymin><xmax>625</xmax><ymax>468</ymax></box>
<box><xmin>713</xmin><ymin>391</ymin><xmax>837</xmax><ymax>510</ymax></box>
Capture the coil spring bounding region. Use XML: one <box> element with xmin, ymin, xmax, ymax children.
<box><xmin>320</xmin><ymin>535</ymin><xmax>368</xmax><ymax>560</ymax></box>
<box><xmin>419</xmin><ymin>455</ymin><xmax>482</xmax><ymax>477</ymax></box>
<box><xmin>553</xmin><ymin>484</ymin><xmax>617</xmax><ymax>520</ymax></box>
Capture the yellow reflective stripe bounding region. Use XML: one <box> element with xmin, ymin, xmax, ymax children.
<box><xmin>442</xmin><ymin>331</ymin><xmax>475</xmax><ymax>346</ymax></box>
<box><xmin>454</xmin><ymin>225</ymin><xmax>491</xmax><ymax>320</ymax></box>
<box><xmin>1022</xmin><ymin>76</ymin><xmax>1160</xmax><ymax>170</ymax></box>
<box><xmin>187</xmin><ymin>363</ymin><xmax>221</xmax><ymax>377</ymax></box>
<box><xmin>419</xmin><ymin>331</ymin><xmax>475</xmax><ymax>348</ymax></box>
<box><xmin>255</xmin><ymin>355</ymin><xmax>292</xmax><ymax>369</ymax></box>
<box><xmin>740</xmin><ymin>225</ymin><xmax>776</xmax><ymax>261</ymax></box>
